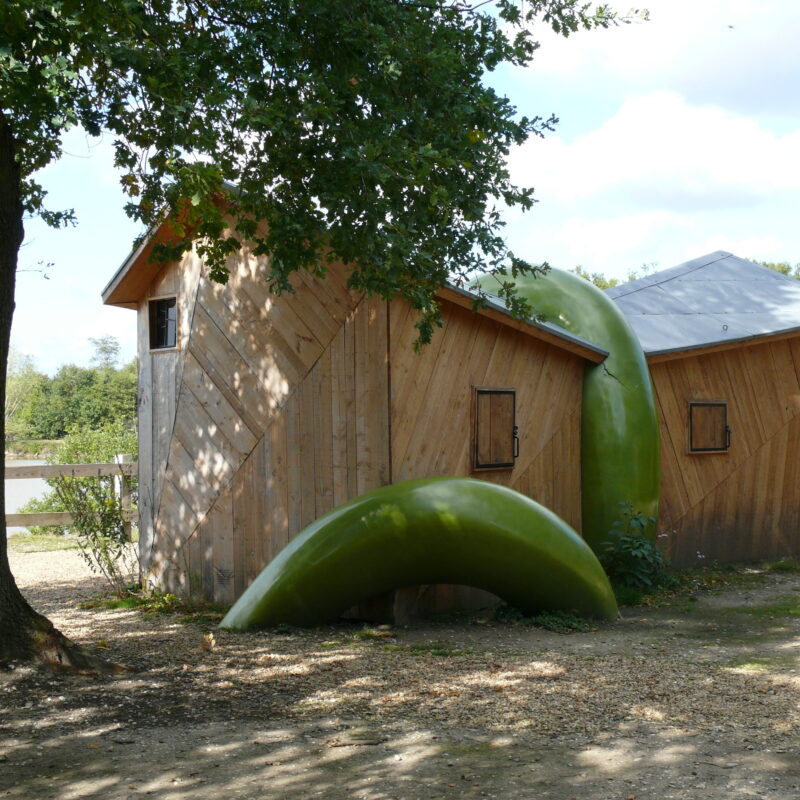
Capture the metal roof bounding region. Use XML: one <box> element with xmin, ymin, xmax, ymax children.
<box><xmin>605</xmin><ymin>251</ymin><xmax>800</xmax><ymax>356</ymax></box>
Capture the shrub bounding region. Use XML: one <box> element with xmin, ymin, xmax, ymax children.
<box><xmin>599</xmin><ymin>502</ymin><xmax>665</xmax><ymax>592</ymax></box>
<box><xmin>21</xmin><ymin>422</ymin><xmax>139</xmax><ymax>595</ymax></box>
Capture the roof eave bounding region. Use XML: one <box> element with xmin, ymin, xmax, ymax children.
<box><xmin>646</xmin><ymin>325</ymin><xmax>800</xmax><ymax>363</ymax></box>
<box><xmin>439</xmin><ymin>285</ymin><xmax>608</xmax><ymax>363</ymax></box>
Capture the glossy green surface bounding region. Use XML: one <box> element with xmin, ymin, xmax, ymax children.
<box><xmin>219</xmin><ymin>477</ymin><xmax>618</xmax><ymax>630</ymax></box>
<box><xmin>480</xmin><ymin>269</ymin><xmax>660</xmax><ymax>552</ymax></box>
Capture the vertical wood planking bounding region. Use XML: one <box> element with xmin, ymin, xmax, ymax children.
<box><xmin>210</xmin><ymin>489</ymin><xmax>235</xmax><ymax>604</ymax></box>
<box><xmin>329</xmin><ymin>325</ymin><xmax>349</xmax><ymax>507</ymax></box>
<box><xmin>136</xmin><ymin>300</ymin><xmax>155</xmax><ymax>573</ymax></box>
<box><xmin>284</xmin><ymin>392</ymin><xmax>303</xmax><ymax>539</ymax></box>
<box><xmin>267</xmin><ymin>411</ymin><xmax>290</xmax><ymax>562</ymax></box>
<box><xmin>232</xmin><ymin>440</ymin><xmax>267</xmax><ymax>595</ymax></box>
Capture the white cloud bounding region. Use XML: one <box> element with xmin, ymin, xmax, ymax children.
<box><xmin>510</xmin><ymin>91</ymin><xmax>800</xmax><ymax>210</ymax></box>
<box><xmin>527</xmin><ymin>0</ymin><xmax>800</xmax><ymax>117</ymax></box>
<box><xmin>689</xmin><ymin>233</ymin><xmax>784</xmax><ymax>263</ymax></box>
<box><xmin>554</xmin><ymin>211</ymin><xmax>693</xmax><ymax>265</ymax></box>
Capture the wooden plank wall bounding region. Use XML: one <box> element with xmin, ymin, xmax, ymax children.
<box><xmin>383</xmin><ymin>299</ymin><xmax>584</xmax><ymax>619</ymax></box>
<box><xmin>142</xmin><ymin>250</ymin><xmax>585</xmax><ymax>609</ymax></box>
<box><xmin>137</xmin><ymin>251</ymin><xmax>203</xmax><ymax>577</ymax></box>
<box><xmin>390</xmin><ymin>299</ymin><xmax>584</xmax><ymax>530</ymax></box>
<box><xmin>144</xmin><ymin>241</ymin><xmax>390</xmax><ymax>600</ymax></box>
<box><xmin>652</xmin><ymin>337</ymin><xmax>800</xmax><ymax>565</ymax></box>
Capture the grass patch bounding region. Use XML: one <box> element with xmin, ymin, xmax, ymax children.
<box><xmin>494</xmin><ymin>605</ymin><xmax>595</xmax><ymax>633</ymax></box>
<box><xmin>728</xmin><ymin>652</ymin><xmax>800</xmax><ymax>672</ymax></box>
<box><xmin>5</xmin><ymin>438</ymin><xmax>62</xmax><ymax>458</ymax></box>
<box><xmin>640</xmin><ymin>565</ymin><xmax>769</xmax><ymax>606</ymax></box>
<box><xmin>404</xmin><ymin>642</ymin><xmax>473</xmax><ymax>657</ymax></box>
<box><xmin>764</xmin><ymin>559</ymin><xmax>800</xmax><ymax>573</ymax></box>
<box><xmin>80</xmin><ymin>590</ymin><xmax>226</xmax><ymax>626</ymax></box>
<box><xmin>740</xmin><ymin>602</ymin><xmax>800</xmax><ymax>618</ymax></box>
<box><xmin>353</xmin><ymin>626</ymin><xmax>396</xmax><ymax>642</ymax></box>
<box><xmin>7</xmin><ymin>532</ymin><xmax>80</xmax><ymax>553</ymax></box>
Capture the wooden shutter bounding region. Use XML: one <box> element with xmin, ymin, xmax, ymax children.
<box><xmin>689</xmin><ymin>401</ymin><xmax>730</xmax><ymax>453</ymax></box>
<box><xmin>473</xmin><ymin>388</ymin><xmax>517</xmax><ymax>470</ymax></box>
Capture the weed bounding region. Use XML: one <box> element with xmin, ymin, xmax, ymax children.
<box><xmin>740</xmin><ymin>602</ymin><xmax>800</xmax><ymax>618</ymax></box>
<box><xmin>612</xmin><ymin>584</ymin><xmax>645</xmax><ymax>607</ymax></box>
<box><xmin>353</xmin><ymin>626</ymin><xmax>396</xmax><ymax>641</ymax></box>
<box><xmin>529</xmin><ymin>610</ymin><xmax>594</xmax><ymax>633</ymax></box>
<box><xmin>406</xmin><ymin>643</ymin><xmax>472</xmax><ymax>657</ymax></box>
<box><xmin>494</xmin><ymin>604</ymin><xmax>594</xmax><ymax>633</ymax></box>
<box><xmin>599</xmin><ymin>503</ymin><xmax>664</xmax><ymax>591</ymax></box>
<box><xmin>79</xmin><ymin>590</ymin><xmax>227</xmax><ymax>626</ymax></box>
<box><xmin>764</xmin><ymin>559</ymin><xmax>800</xmax><ymax>573</ymax></box>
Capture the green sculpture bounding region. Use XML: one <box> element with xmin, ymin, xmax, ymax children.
<box><xmin>219</xmin><ymin>477</ymin><xmax>618</xmax><ymax>629</ymax></box>
<box><xmin>480</xmin><ymin>268</ymin><xmax>660</xmax><ymax>553</ymax></box>
<box><xmin>220</xmin><ymin>267</ymin><xmax>659</xmax><ymax>630</ymax></box>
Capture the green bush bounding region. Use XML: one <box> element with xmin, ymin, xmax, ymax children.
<box><xmin>599</xmin><ymin>502</ymin><xmax>665</xmax><ymax>592</ymax></box>
<box><xmin>16</xmin><ymin>491</ymin><xmax>70</xmax><ymax>536</ymax></box>
<box><xmin>20</xmin><ymin>421</ymin><xmax>139</xmax><ymax>595</ymax></box>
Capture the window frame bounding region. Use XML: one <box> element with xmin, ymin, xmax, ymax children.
<box><xmin>471</xmin><ymin>386</ymin><xmax>518</xmax><ymax>472</ymax></box>
<box><xmin>148</xmin><ymin>295</ymin><xmax>179</xmax><ymax>352</ymax></box>
<box><xmin>687</xmin><ymin>399</ymin><xmax>730</xmax><ymax>454</ymax></box>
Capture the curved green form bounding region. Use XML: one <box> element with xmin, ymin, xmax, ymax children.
<box><xmin>219</xmin><ymin>477</ymin><xmax>618</xmax><ymax>630</ymax></box>
<box><xmin>480</xmin><ymin>269</ymin><xmax>660</xmax><ymax>553</ymax></box>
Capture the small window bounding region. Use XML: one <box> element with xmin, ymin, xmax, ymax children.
<box><xmin>149</xmin><ymin>297</ymin><xmax>177</xmax><ymax>350</ymax></box>
<box><xmin>472</xmin><ymin>387</ymin><xmax>518</xmax><ymax>470</ymax></box>
<box><xmin>688</xmin><ymin>401</ymin><xmax>730</xmax><ymax>453</ymax></box>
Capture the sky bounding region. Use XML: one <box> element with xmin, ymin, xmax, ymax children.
<box><xmin>14</xmin><ymin>0</ymin><xmax>800</xmax><ymax>374</ymax></box>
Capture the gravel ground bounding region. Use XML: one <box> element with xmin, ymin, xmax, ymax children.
<box><xmin>1</xmin><ymin>548</ymin><xmax>800</xmax><ymax>799</ymax></box>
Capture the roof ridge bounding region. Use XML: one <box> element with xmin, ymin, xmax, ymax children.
<box><xmin>608</xmin><ymin>251</ymin><xmax>731</xmax><ymax>299</ymax></box>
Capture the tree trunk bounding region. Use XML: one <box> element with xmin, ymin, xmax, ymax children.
<box><xmin>0</xmin><ymin>112</ymin><xmax>113</xmax><ymax>671</ymax></box>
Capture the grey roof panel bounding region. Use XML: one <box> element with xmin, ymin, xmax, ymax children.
<box><xmin>613</xmin><ymin>285</ymin><xmax>693</xmax><ymax>315</ymax></box>
<box><xmin>625</xmin><ymin>314</ymin><xmax>752</xmax><ymax>354</ymax></box>
<box><xmin>606</xmin><ymin>252</ymin><xmax>800</xmax><ymax>354</ymax></box>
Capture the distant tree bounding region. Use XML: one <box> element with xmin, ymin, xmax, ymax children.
<box><xmin>755</xmin><ymin>260</ymin><xmax>800</xmax><ymax>279</ymax></box>
<box><xmin>21</xmin><ymin>356</ymin><xmax>137</xmax><ymax>439</ymax></box>
<box><xmin>570</xmin><ymin>266</ymin><xmax>619</xmax><ymax>290</ymax></box>
<box><xmin>4</xmin><ymin>348</ymin><xmax>45</xmax><ymax>439</ymax></box>
<box><xmin>89</xmin><ymin>335</ymin><xmax>121</xmax><ymax>371</ymax></box>
<box><xmin>570</xmin><ymin>262</ymin><xmax>658</xmax><ymax>290</ymax></box>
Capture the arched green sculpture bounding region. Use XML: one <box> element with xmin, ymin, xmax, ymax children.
<box><xmin>219</xmin><ymin>477</ymin><xmax>618</xmax><ymax>630</ymax></box>
<box><xmin>220</xmin><ymin>267</ymin><xmax>658</xmax><ymax>630</ymax></box>
<box><xmin>480</xmin><ymin>268</ymin><xmax>660</xmax><ymax>553</ymax></box>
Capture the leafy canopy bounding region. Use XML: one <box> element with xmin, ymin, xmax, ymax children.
<box><xmin>2</xmin><ymin>0</ymin><xmax>639</xmax><ymax>341</ymax></box>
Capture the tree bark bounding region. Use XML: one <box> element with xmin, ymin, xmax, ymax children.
<box><xmin>0</xmin><ymin>112</ymin><xmax>113</xmax><ymax>671</ymax></box>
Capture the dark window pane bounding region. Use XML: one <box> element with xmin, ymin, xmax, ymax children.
<box><xmin>149</xmin><ymin>298</ymin><xmax>177</xmax><ymax>349</ymax></box>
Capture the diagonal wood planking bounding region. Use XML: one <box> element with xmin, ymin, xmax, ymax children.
<box><xmin>652</xmin><ymin>336</ymin><xmax>800</xmax><ymax>565</ymax></box>
<box><xmin>149</xmin><ymin>248</ymin><xmax>392</xmax><ymax>599</ymax></box>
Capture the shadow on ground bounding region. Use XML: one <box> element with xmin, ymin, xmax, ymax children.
<box><xmin>2</xmin><ymin>559</ymin><xmax>799</xmax><ymax>799</ymax></box>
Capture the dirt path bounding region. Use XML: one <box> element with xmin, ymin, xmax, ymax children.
<box><xmin>2</xmin><ymin>550</ymin><xmax>800</xmax><ymax>799</ymax></box>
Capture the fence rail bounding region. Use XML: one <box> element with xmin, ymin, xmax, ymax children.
<box><xmin>4</xmin><ymin>462</ymin><xmax>136</xmax><ymax>480</ymax></box>
<box><xmin>5</xmin><ymin>458</ymin><xmax>137</xmax><ymax>535</ymax></box>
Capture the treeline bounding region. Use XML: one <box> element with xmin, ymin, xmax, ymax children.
<box><xmin>6</xmin><ymin>336</ymin><xmax>137</xmax><ymax>441</ymax></box>
<box><xmin>571</xmin><ymin>259</ymin><xmax>800</xmax><ymax>289</ymax></box>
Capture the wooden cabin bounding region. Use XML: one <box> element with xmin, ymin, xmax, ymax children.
<box><xmin>607</xmin><ymin>252</ymin><xmax>800</xmax><ymax>566</ymax></box>
<box><xmin>103</xmin><ymin>234</ymin><xmax>607</xmax><ymax>614</ymax></box>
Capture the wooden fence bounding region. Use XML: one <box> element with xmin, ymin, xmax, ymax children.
<box><xmin>5</xmin><ymin>457</ymin><xmax>136</xmax><ymax>538</ymax></box>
